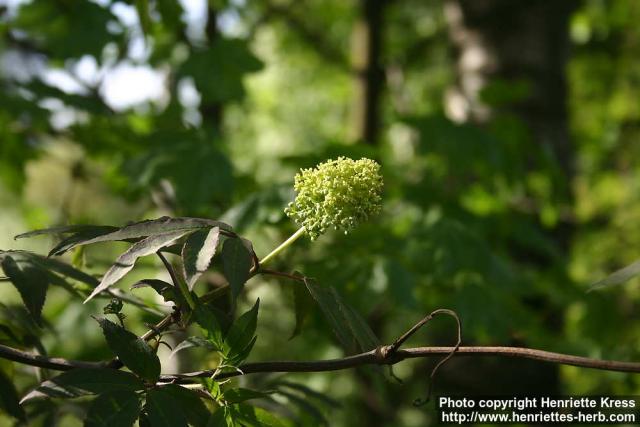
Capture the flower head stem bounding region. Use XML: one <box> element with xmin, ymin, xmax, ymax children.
<box><xmin>259</xmin><ymin>226</ymin><xmax>306</xmax><ymax>267</ymax></box>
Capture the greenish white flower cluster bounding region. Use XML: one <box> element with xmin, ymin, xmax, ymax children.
<box><xmin>285</xmin><ymin>157</ymin><xmax>383</xmax><ymax>240</ymax></box>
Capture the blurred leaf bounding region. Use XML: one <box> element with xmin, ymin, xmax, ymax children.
<box><xmin>181</xmin><ymin>38</ymin><xmax>263</xmax><ymax>103</ymax></box>
<box><xmin>96</xmin><ymin>318</ymin><xmax>160</xmax><ymax>383</ymax></box>
<box><xmin>230</xmin><ymin>403</ymin><xmax>289</xmax><ymax>427</ymax></box>
<box><xmin>303</xmin><ymin>278</ymin><xmax>379</xmax><ymax>354</ymax></box>
<box><xmin>224</xmin><ymin>299</ymin><xmax>259</xmax><ymax>364</ymax></box>
<box><xmin>221</xmin><ymin>237</ymin><xmax>252</xmax><ymax>300</ymax></box>
<box><xmin>14</xmin><ymin>0</ymin><xmax>120</xmax><ymax>59</ymax></box>
<box><xmin>182</xmin><ymin>227</ymin><xmax>220</xmax><ymax>290</ymax></box>
<box><xmin>273</xmin><ymin>390</ymin><xmax>327</xmax><ymax>426</ymax></box>
<box><xmin>290</xmin><ymin>277</ymin><xmax>314</xmax><ymax>340</ymax></box>
<box><xmin>270</xmin><ymin>381</ymin><xmax>339</xmax><ymax>409</ymax></box>
<box><xmin>134</xmin><ymin>0</ymin><xmax>151</xmax><ymax>37</ymax></box>
<box><xmin>0</xmin><ymin>367</ymin><xmax>26</xmax><ymax>421</ymax></box>
<box><xmin>589</xmin><ymin>259</ymin><xmax>640</xmax><ymax>291</ymax></box>
<box><xmin>20</xmin><ymin>369</ymin><xmax>143</xmax><ymax>403</ymax></box>
<box><xmin>1</xmin><ymin>255</ymin><xmax>48</xmax><ymax>325</ymax></box>
<box><xmin>85</xmin><ymin>230</ymin><xmax>190</xmax><ymax>303</ymax></box>
<box><xmin>84</xmin><ymin>390</ymin><xmax>140</xmax><ymax>427</ymax></box>
<box><xmin>223</xmin><ymin>388</ymin><xmax>272</xmax><ymax>404</ymax></box>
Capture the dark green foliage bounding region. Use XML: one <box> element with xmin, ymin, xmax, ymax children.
<box><xmin>20</xmin><ymin>369</ymin><xmax>143</xmax><ymax>403</ymax></box>
<box><xmin>96</xmin><ymin>318</ymin><xmax>160</xmax><ymax>383</ymax></box>
<box><xmin>0</xmin><ymin>367</ymin><xmax>26</xmax><ymax>421</ymax></box>
<box><xmin>303</xmin><ymin>278</ymin><xmax>379</xmax><ymax>354</ymax></box>
<box><xmin>146</xmin><ymin>385</ymin><xmax>209</xmax><ymax>427</ymax></box>
<box><xmin>145</xmin><ymin>385</ymin><xmax>209</xmax><ymax>427</ymax></box>
<box><xmin>84</xmin><ymin>391</ymin><xmax>141</xmax><ymax>427</ymax></box>
<box><xmin>224</xmin><ymin>299</ymin><xmax>260</xmax><ymax>364</ymax></box>
<box><xmin>221</xmin><ymin>237</ymin><xmax>253</xmax><ymax>300</ymax></box>
<box><xmin>0</xmin><ymin>256</ymin><xmax>48</xmax><ymax>325</ymax></box>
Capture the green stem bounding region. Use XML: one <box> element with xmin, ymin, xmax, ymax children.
<box><xmin>259</xmin><ymin>226</ymin><xmax>306</xmax><ymax>267</ymax></box>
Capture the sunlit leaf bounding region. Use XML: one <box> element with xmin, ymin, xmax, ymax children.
<box><xmin>45</xmin><ymin>217</ymin><xmax>231</xmax><ymax>256</ymax></box>
<box><xmin>85</xmin><ymin>230</ymin><xmax>190</xmax><ymax>303</ymax></box>
<box><xmin>182</xmin><ymin>227</ymin><xmax>220</xmax><ymax>290</ymax></box>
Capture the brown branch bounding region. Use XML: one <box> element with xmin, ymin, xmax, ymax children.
<box><xmin>2</xmin><ymin>342</ymin><xmax>640</xmax><ymax>381</ymax></box>
<box><xmin>0</xmin><ymin>344</ymin><xmax>106</xmax><ymax>371</ymax></box>
<box><xmin>160</xmin><ymin>345</ymin><xmax>640</xmax><ymax>383</ymax></box>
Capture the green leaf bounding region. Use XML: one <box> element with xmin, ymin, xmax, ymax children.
<box><xmin>290</xmin><ymin>273</ymin><xmax>314</xmax><ymax>340</ymax></box>
<box><xmin>170</xmin><ymin>336</ymin><xmax>217</xmax><ymax>358</ymax></box>
<box><xmin>48</xmin><ymin>227</ymin><xmax>122</xmax><ymax>257</ymax></box>
<box><xmin>224</xmin><ymin>299</ymin><xmax>259</xmax><ymax>364</ymax></box>
<box><xmin>274</xmin><ymin>390</ymin><xmax>327</xmax><ymax>426</ymax></box>
<box><xmin>85</xmin><ymin>230</ymin><xmax>190</xmax><ymax>303</ymax></box>
<box><xmin>206</xmin><ymin>407</ymin><xmax>232</xmax><ymax>427</ymax></box>
<box><xmin>47</xmin><ymin>217</ymin><xmax>231</xmax><ymax>256</ymax></box>
<box><xmin>0</xmin><ymin>367</ymin><xmax>26</xmax><ymax>421</ymax></box>
<box><xmin>303</xmin><ymin>278</ymin><xmax>379</xmax><ymax>354</ymax></box>
<box><xmin>223</xmin><ymin>388</ymin><xmax>272</xmax><ymax>404</ymax></box>
<box><xmin>96</xmin><ymin>318</ymin><xmax>161</xmax><ymax>382</ymax></box>
<box><xmin>194</xmin><ymin>304</ymin><xmax>226</xmax><ymax>350</ymax></box>
<box><xmin>1</xmin><ymin>255</ymin><xmax>48</xmax><ymax>324</ymax></box>
<box><xmin>146</xmin><ymin>386</ymin><xmax>209</xmax><ymax>427</ymax></box>
<box><xmin>131</xmin><ymin>279</ymin><xmax>174</xmax><ymax>298</ymax></box>
<box><xmin>20</xmin><ymin>369</ymin><xmax>144</xmax><ymax>403</ymax></box>
<box><xmin>26</xmin><ymin>253</ymin><xmax>99</xmax><ymax>288</ymax></box>
<box><xmin>232</xmin><ymin>404</ymin><xmax>289</xmax><ymax>427</ymax></box>
<box><xmin>15</xmin><ymin>224</ymin><xmax>117</xmax><ymax>240</ymax></box>
<box><xmin>221</xmin><ymin>237</ymin><xmax>252</xmax><ymax>300</ymax></box>
<box><xmin>589</xmin><ymin>259</ymin><xmax>640</xmax><ymax>291</ymax></box>
<box><xmin>148</xmin><ymin>385</ymin><xmax>209</xmax><ymax>427</ymax></box>
<box><xmin>182</xmin><ymin>227</ymin><xmax>220</xmax><ymax>290</ymax></box>
<box><xmin>180</xmin><ymin>38</ymin><xmax>263</xmax><ymax>103</ymax></box>
<box><xmin>84</xmin><ymin>390</ymin><xmax>140</xmax><ymax>427</ymax></box>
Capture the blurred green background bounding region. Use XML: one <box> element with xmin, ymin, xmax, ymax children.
<box><xmin>1</xmin><ymin>0</ymin><xmax>640</xmax><ymax>425</ymax></box>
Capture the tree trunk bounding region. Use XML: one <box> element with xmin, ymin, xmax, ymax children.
<box><xmin>200</xmin><ymin>7</ymin><xmax>223</xmax><ymax>129</ymax></box>
<box><xmin>444</xmin><ymin>0</ymin><xmax>576</xmax><ymax>176</ymax></box>
<box><xmin>443</xmin><ymin>0</ymin><xmax>578</xmax><ymax>395</ymax></box>
<box><xmin>349</xmin><ymin>0</ymin><xmax>386</xmax><ymax>145</ymax></box>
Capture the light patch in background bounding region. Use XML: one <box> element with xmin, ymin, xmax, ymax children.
<box><xmin>100</xmin><ymin>62</ymin><xmax>167</xmax><ymax>110</ymax></box>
